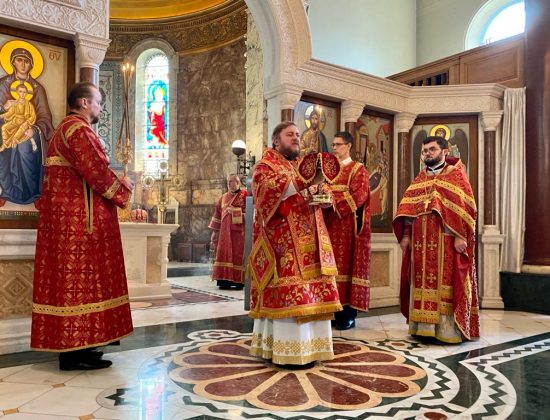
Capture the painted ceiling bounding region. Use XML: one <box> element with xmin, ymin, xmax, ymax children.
<box><xmin>109</xmin><ymin>0</ymin><xmax>228</xmax><ymax>20</ymax></box>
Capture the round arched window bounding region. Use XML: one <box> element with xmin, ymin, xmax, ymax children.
<box><xmin>482</xmin><ymin>1</ymin><xmax>525</xmax><ymax>44</ymax></box>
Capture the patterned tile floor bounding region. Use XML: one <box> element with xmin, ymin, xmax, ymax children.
<box><xmin>0</xmin><ymin>274</ymin><xmax>549</xmax><ymax>419</ymax></box>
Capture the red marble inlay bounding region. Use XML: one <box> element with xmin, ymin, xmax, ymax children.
<box><xmin>333</xmin><ymin>342</ymin><xmax>363</xmax><ymax>355</ymax></box>
<box><xmin>209</xmin><ymin>343</ymin><xmax>258</xmax><ymax>357</ymax></box>
<box><xmin>424</xmin><ymin>412</ymin><xmax>448</xmax><ymax>419</ymax></box>
<box><xmin>169</xmin><ymin>337</ymin><xmax>427</xmax><ymax>411</ymax></box>
<box><xmin>205</xmin><ymin>371</ymin><xmax>277</xmax><ymax>397</ymax></box>
<box><xmin>258</xmin><ymin>373</ymin><xmax>309</xmax><ymax>407</ymax></box>
<box><xmin>307</xmin><ymin>372</ymin><xmax>371</xmax><ymax>405</ymax></box>
<box><xmin>177</xmin><ymin>366</ymin><xmax>266</xmax><ymax>381</ymax></box>
<box><xmin>322</xmin><ymin>370</ymin><xmax>410</xmax><ymax>394</ymax></box>
<box><xmin>182</xmin><ymin>354</ymin><xmax>255</xmax><ymax>365</ymax></box>
<box><xmin>328</xmin><ymin>364</ymin><xmax>417</xmax><ymax>377</ymax></box>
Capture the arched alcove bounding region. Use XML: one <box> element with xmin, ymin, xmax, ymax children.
<box><xmin>244</xmin><ymin>0</ymin><xmax>311</xmax><ymax>91</ymax></box>
<box><xmin>126</xmin><ymin>38</ymin><xmax>179</xmax><ymax>175</ymax></box>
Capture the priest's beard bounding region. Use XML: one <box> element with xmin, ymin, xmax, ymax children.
<box><xmin>424</xmin><ymin>152</ymin><xmax>445</xmax><ymax>168</ymax></box>
<box><xmin>276</xmin><ymin>144</ymin><xmax>299</xmax><ymax>160</ymax></box>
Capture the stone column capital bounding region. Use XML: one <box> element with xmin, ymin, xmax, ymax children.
<box><xmin>341</xmin><ymin>100</ymin><xmax>365</xmax><ymax>123</ymax></box>
<box><xmin>480</xmin><ymin>111</ymin><xmax>503</xmax><ymax>132</ymax></box>
<box><xmin>264</xmin><ymin>84</ymin><xmax>303</xmax><ymax>110</ymax></box>
<box><xmin>395</xmin><ymin>112</ymin><xmax>417</xmax><ymax>133</ymax></box>
<box><xmin>74</xmin><ymin>33</ymin><xmax>111</xmax><ymax>71</ymax></box>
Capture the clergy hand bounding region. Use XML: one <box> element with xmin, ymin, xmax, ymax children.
<box><xmin>399</xmin><ymin>236</ymin><xmax>410</xmax><ymax>253</ymax></box>
<box><xmin>454</xmin><ymin>237</ymin><xmax>467</xmax><ymax>253</ymax></box>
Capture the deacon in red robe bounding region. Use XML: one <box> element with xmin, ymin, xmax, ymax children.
<box><xmin>393</xmin><ymin>136</ymin><xmax>479</xmax><ymax>343</ymax></box>
<box><xmin>209</xmin><ymin>173</ymin><xmax>247</xmax><ymax>289</ymax></box>
<box><xmin>324</xmin><ymin>131</ymin><xmax>371</xmax><ymax>330</ymax></box>
<box><xmin>31</xmin><ymin>82</ymin><xmax>134</xmax><ymax>370</ymax></box>
<box><xmin>249</xmin><ymin>121</ymin><xmax>342</xmax><ymax>366</ymax></box>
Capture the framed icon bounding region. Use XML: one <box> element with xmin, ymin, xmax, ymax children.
<box><xmin>410</xmin><ymin>115</ymin><xmax>478</xmax><ymax>197</ymax></box>
<box><xmin>0</xmin><ymin>24</ymin><xmax>75</xmax><ymax>228</ymax></box>
<box><xmin>355</xmin><ymin>109</ymin><xmax>393</xmax><ymax>232</ymax></box>
<box><xmin>294</xmin><ymin>95</ymin><xmax>340</xmax><ymax>156</ymax></box>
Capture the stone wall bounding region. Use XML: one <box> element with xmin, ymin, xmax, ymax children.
<box><xmin>172</xmin><ymin>39</ymin><xmax>247</xmax><ymax>251</ymax></box>
<box><xmin>102</xmin><ymin>34</ymin><xmax>247</xmax><ymax>257</ymax></box>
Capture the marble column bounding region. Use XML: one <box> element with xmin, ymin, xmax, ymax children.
<box><xmin>74</xmin><ymin>34</ymin><xmax>111</xmax><ymax>85</ymax></box>
<box><xmin>479</xmin><ymin>111</ymin><xmax>505</xmax><ymax>309</ymax></box>
<box><xmin>342</xmin><ymin>100</ymin><xmax>365</xmax><ymax>161</ymax></box>
<box><xmin>523</xmin><ymin>0</ymin><xmax>550</xmax><ymax>270</ymax></box>
<box><xmin>395</xmin><ymin>112</ymin><xmax>417</xmax><ymax>201</ymax></box>
<box><xmin>264</xmin><ymin>84</ymin><xmax>302</xmax><ymax>142</ymax></box>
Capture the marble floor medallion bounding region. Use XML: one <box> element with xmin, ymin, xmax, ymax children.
<box><xmin>159</xmin><ymin>330</ymin><xmax>475</xmax><ymax>418</ymax></box>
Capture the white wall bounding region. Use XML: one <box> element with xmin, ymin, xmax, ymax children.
<box><xmin>416</xmin><ymin>0</ymin><xmax>486</xmax><ymax>65</ymax></box>
<box><xmin>307</xmin><ymin>0</ymin><xmax>416</xmax><ymax>77</ymax></box>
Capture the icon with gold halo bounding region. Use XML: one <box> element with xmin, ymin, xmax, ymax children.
<box><xmin>430</xmin><ymin>124</ymin><xmax>451</xmax><ymax>140</ymax></box>
<box><xmin>0</xmin><ymin>39</ymin><xmax>45</xmax><ymax>80</ymax></box>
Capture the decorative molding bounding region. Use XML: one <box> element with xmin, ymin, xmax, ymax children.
<box><xmin>480</xmin><ymin>110</ymin><xmax>504</xmax><ymax>131</ymax></box>
<box><xmin>0</xmin><ymin>317</ymin><xmax>31</xmax><ymax>354</ymax></box>
<box><xmin>107</xmin><ymin>0</ymin><xmax>247</xmax><ymax>58</ymax></box>
<box><xmin>0</xmin><ymin>0</ymin><xmax>108</xmax><ymax>38</ymax></box>
<box><xmin>395</xmin><ymin>112</ymin><xmax>418</xmax><ymax>133</ymax></box>
<box><xmin>521</xmin><ymin>264</ymin><xmax>550</xmax><ymax>275</ymax></box>
<box><xmin>0</xmin><ymin>230</ymin><xmax>37</xmax><ymax>260</ymax></box>
<box><xmin>342</xmin><ymin>100</ymin><xmax>366</xmax><ymax>123</ymax></box>
<box><xmin>75</xmin><ymin>33</ymin><xmax>111</xmax><ymax>70</ymax></box>
<box><xmin>264</xmin><ymin>84</ymin><xmax>303</xmax><ymax>109</ymax></box>
<box><xmin>0</xmin><ymin>261</ymin><xmax>33</xmax><ymax>318</ymax></box>
<box><xmin>45</xmin><ymin>0</ymin><xmax>83</xmax><ymax>9</ymax></box>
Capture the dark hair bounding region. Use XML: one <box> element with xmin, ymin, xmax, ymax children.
<box><xmin>334</xmin><ymin>131</ymin><xmax>353</xmax><ymax>146</ymax></box>
<box><xmin>271</xmin><ymin>121</ymin><xmax>297</xmax><ymax>144</ymax></box>
<box><xmin>67</xmin><ymin>82</ymin><xmax>97</xmax><ymax>110</ymax></box>
<box><xmin>423</xmin><ymin>135</ymin><xmax>448</xmax><ymax>150</ymax></box>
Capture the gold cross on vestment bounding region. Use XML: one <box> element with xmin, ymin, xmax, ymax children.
<box><xmin>414</xmin><ymin>241</ymin><xmax>422</xmax><ymax>251</ymax></box>
<box><xmin>427</xmin><ymin>241</ymin><xmax>437</xmax><ymax>251</ymax></box>
<box><xmin>427</xmin><ymin>273</ymin><xmax>437</xmax><ymax>282</ymax></box>
<box><xmin>424</xmin><ymin>198</ymin><xmax>431</xmax><ymax>211</ymax></box>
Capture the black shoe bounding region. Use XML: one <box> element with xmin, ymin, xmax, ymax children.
<box><xmin>86</xmin><ymin>350</ymin><xmax>104</xmax><ymax>360</ymax></box>
<box><xmin>335</xmin><ymin>318</ymin><xmax>356</xmax><ymax>330</ymax></box>
<box><xmin>235</xmin><ymin>284</ymin><xmax>244</xmax><ymax>290</ymax></box>
<box><xmin>59</xmin><ymin>358</ymin><xmax>112</xmax><ymax>371</ymax></box>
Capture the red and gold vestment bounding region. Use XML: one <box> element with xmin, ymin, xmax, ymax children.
<box><xmin>31</xmin><ymin>114</ymin><xmax>133</xmax><ymax>352</ymax></box>
<box><xmin>249</xmin><ymin>148</ymin><xmax>342</xmax><ymax>320</ymax></box>
<box><xmin>324</xmin><ymin>161</ymin><xmax>371</xmax><ymax>311</ymax></box>
<box><xmin>393</xmin><ymin>157</ymin><xmax>479</xmax><ymax>341</ymax></box>
<box><xmin>209</xmin><ymin>188</ymin><xmax>247</xmax><ymax>284</ymax></box>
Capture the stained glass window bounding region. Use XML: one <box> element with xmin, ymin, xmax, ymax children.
<box><xmin>138</xmin><ymin>52</ymin><xmax>169</xmax><ymax>175</ymax></box>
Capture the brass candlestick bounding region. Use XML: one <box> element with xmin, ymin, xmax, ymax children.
<box><xmin>141</xmin><ymin>160</ymin><xmax>183</xmax><ymax>224</ymax></box>
<box><xmin>115</xmin><ymin>62</ymin><xmax>134</xmax><ymax>177</ymax></box>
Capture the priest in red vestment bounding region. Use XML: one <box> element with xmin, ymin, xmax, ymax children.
<box><xmin>209</xmin><ymin>173</ymin><xmax>247</xmax><ymax>289</ymax></box>
<box><xmin>393</xmin><ymin>136</ymin><xmax>479</xmax><ymax>343</ymax></box>
<box><xmin>248</xmin><ymin>121</ymin><xmax>342</xmax><ymax>367</ymax></box>
<box><xmin>324</xmin><ymin>131</ymin><xmax>371</xmax><ymax>330</ymax></box>
<box><xmin>31</xmin><ymin>82</ymin><xmax>134</xmax><ymax>370</ymax></box>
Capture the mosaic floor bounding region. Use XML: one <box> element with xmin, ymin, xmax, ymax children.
<box><xmin>0</xmin><ymin>273</ymin><xmax>549</xmax><ymax>419</ymax></box>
